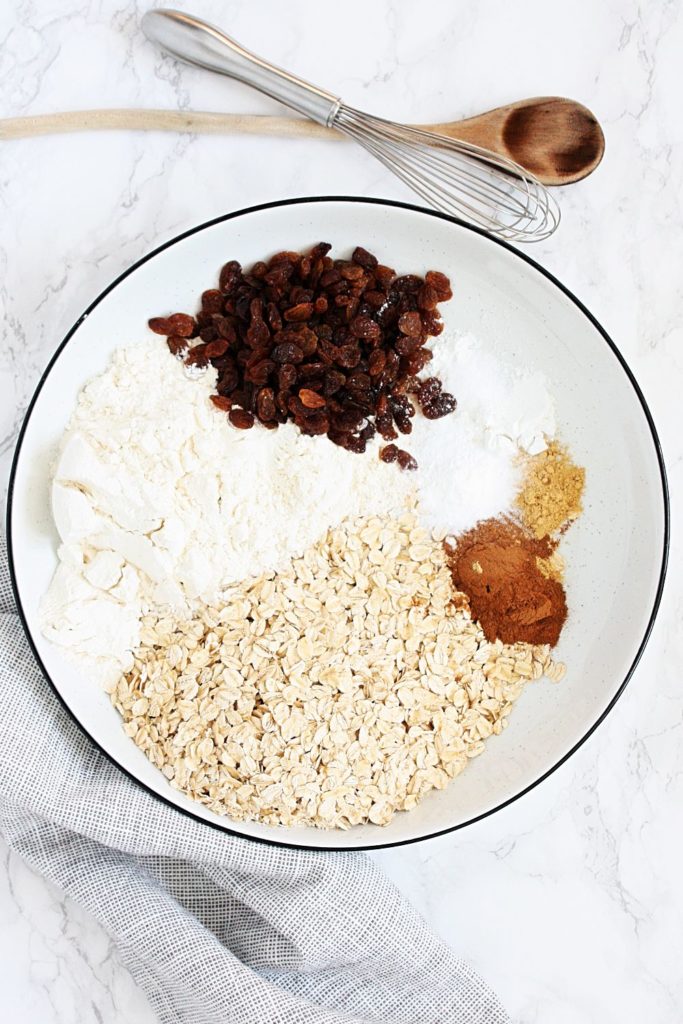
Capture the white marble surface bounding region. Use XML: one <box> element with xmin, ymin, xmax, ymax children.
<box><xmin>1</xmin><ymin>0</ymin><xmax>681</xmax><ymax>1020</ymax></box>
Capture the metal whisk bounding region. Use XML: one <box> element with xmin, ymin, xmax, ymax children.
<box><xmin>143</xmin><ymin>9</ymin><xmax>560</xmax><ymax>242</ymax></box>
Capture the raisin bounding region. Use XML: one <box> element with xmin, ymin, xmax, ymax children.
<box><xmin>298</xmin><ymin>411</ymin><xmax>329</xmax><ymax>436</ymax></box>
<box><xmin>284</xmin><ymin>302</ymin><xmax>314</xmax><ymax>322</ymax></box>
<box><xmin>272</xmin><ymin>342</ymin><xmax>304</xmax><ymax>364</ymax></box>
<box><xmin>394</xmin><ymin>274</ymin><xmax>422</xmax><ymax>295</ymax></box>
<box><xmin>368</xmin><ymin>350</ymin><xmax>386</xmax><ymax>377</ymax></box>
<box><xmin>276</xmin><ymin>389</ymin><xmax>291</xmax><ymax>416</ymax></box>
<box><xmin>350</xmin><ymin>315</ymin><xmax>381</xmax><ymax>341</ymax></box>
<box><xmin>417</xmin><ymin>284</ymin><xmax>438</xmax><ymax>310</ymax></box>
<box><xmin>204</xmin><ymin>338</ymin><xmax>230</xmax><ymax>359</ymax></box>
<box><xmin>217</xmin><ymin>366</ymin><xmax>239</xmax><ymax>394</ymax></box>
<box><xmin>364</xmin><ymin>290</ymin><xmax>386</xmax><ymax>309</ymax></box>
<box><xmin>299</xmin><ymin>388</ymin><xmax>326</xmax><ymax>409</ymax></box>
<box><xmin>230</xmin><ymin>386</ymin><xmax>253</xmax><ymax>411</ymax></box>
<box><xmin>337</xmin><ymin>345</ymin><xmax>361</xmax><ymax>369</ymax></box>
<box><xmin>210</xmin><ymin>394</ymin><xmax>233</xmax><ymax>412</ymax></box>
<box><xmin>398</xmin><ymin>311</ymin><xmax>422</xmax><ymax>337</ymax></box>
<box><xmin>380</xmin><ymin>443</ymin><xmax>399</xmax><ymax>463</ymax></box>
<box><xmin>228</xmin><ymin>408</ymin><xmax>254</xmax><ymax>429</ymax></box>
<box><xmin>216</xmin><ymin>318</ymin><xmax>237</xmax><ymax>342</ymax></box>
<box><xmin>185</xmin><ymin>346</ymin><xmax>209</xmax><ymax>368</ymax></box>
<box><xmin>309</xmin><ymin>242</ymin><xmax>332</xmax><ymax>259</ymax></box>
<box><xmin>375</xmin><ymin>264</ymin><xmax>395</xmax><ymax>289</ymax></box>
<box><xmin>397</xmin><ymin>449</ymin><xmax>418</xmax><ymax>470</ymax></box>
<box><xmin>338</xmin><ymin>263</ymin><xmax>362</xmax><ymax>282</ymax></box>
<box><xmin>376</xmin><ymin>412</ymin><xmax>398</xmax><ymax>441</ymax></box>
<box><xmin>201</xmin><ymin>289</ymin><xmax>224</xmax><ymax>312</ymax></box>
<box><xmin>245</xmin><ymin>321</ymin><xmax>269</xmax><ymax>350</ymax></box>
<box><xmin>401</xmin><ymin>375</ymin><xmax>422</xmax><ymax>394</ymax></box>
<box><xmin>298</xmin><ymin>361</ymin><xmax>326</xmax><ymax>381</ymax></box>
<box><xmin>425</xmin><ymin>270</ymin><xmax>452</xmax><ymax>300</ymax></box>
<box><xmin>278</xmin><ymin>364</ymin><xmax>298</xmax><ymax>389</ymax></box>
<box><xmin>332</xmin><ymin>408</ymin><xmax>365</xmax><ymax>432</ymax></box>
<box><xmin>422</xmin><ymin>392</ymin><xmax>457</xmax><ymax>419</ymax></box>
<box><xmin>196</xmin><ymin>311</ymin><xmax>214</xmax><ymax>329</ymax></box>
<box><xmin>323</xmin><ymin>370</ymin><xmax>346</xmax><ymax>396</ymax></box>
<box><xmin>343</xmin><ymin>435</ymin><xmax>366</xmax><ymax>454</ymax></box>
<box><xmin>317</xmin><ymin>338</ymin><xmax>338</xmax><ymax>362</ymax></box>
<box><xmin>327</xmin><ymin>428</ymin><xmax>352</xmax><ymax>448</ymax></box>
<box><xmin>234</xmin><ymin>294</ymin><xmax>252</xmax><ymax>321</ymax></box>
<box><xmin>417</xmin><ymin>377</ymin><xmax>442</xmax><ymax>405</ymax></box>
<box><xmin>266</xmin><ymin>302</ymin><xmax>283</xmax><ymax>331</ymax></box>
<box><xmin>296</xmin><ymin>326</ymin><xmax>318</xmax><ymax>357</ymax></box>
<box><xmin>346</xmin><ymin>371</ymin><xmax>371</xmax><ymax>392</ymax></box>
<box><xmin>422</xmin><ymin>312</ymin><xmax>444</xmax><ymax>336</ymax></box>
<box><xmin>163</xmin><ymin>313</ymin><xmax>193</xmax><ymax>337</ymax></box>
<box><xmin>199</xmin><ymin>325</ymin><xmax>218</xmax><ymax>343</ymax></box>
<box><xmin>264</xmin><ymin>265</ymin><xmax>290</xmax><ymax>287</ymax></box>
<box><xmin>148</xmin><ymin>316</ymin><xmax>172</xmax><ymax>335</ymax></box>
<box><xmin>245</xmin><ymin>358</ymin><xmax>276</xmax><ymax>385</ymax></box>
<box><xmin>352</xmin><ymin>246</ymin><xmax>378</xmax><ymax>269</ymax></box>
<box><xmin>167</xmin><ymin>336</ymin><xmax>188</xmax><ymax>356</ymax></box>
<box><xmin>390</xmin><ymin>394</ymin><xmax>415</xmax><ymax>417</ymax></box>
<box><xmin>269</xmin><ymin>250</ymin><xmax>301</xmax><ymax>266</ymax></box>
<box><xmin>396</xmin><ymin>335</ymin><xmax>421</xmax><ymax>356</ymax></box>
<box><xmin>386</xmin><ymin>349</ymin><xmax>400</xmax><ymax>373</ymax></box>
<box><xmin>256</xmin><ymin>387</ymin><xmax>277</xmax><ymax>422</ymax></box>
<box><xmin>219</xmin><ymin>260</ymin><xmax>242</xmax><ymax>292</ymax></box>
<box><xmin>320</xmin><ymin>268</ymin><xmax>342</xmax><ymax>288</ymax></box>
<box><xmin>403</xmin><ymin>348</ymin><xmax>432</xmax><ymax>375</ymax></box>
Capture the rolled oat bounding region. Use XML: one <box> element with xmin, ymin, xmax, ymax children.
<box><xmin>110</xmin><ymin>510</ymin><xmax>562</xmax><ymax>829</ymax></box>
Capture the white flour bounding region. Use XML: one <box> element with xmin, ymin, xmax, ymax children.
<box><xmin>40</xmin><ymin>331</ymin><xmax>555</xmax><ymax>682</ymax></box>
<box><xmin>412</xmin><ymin>333</ymin><xmax>556</xmax><ymax>536</ymax></box>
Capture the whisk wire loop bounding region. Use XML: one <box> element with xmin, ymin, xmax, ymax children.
<box><xmin>334</xmin><ymin>106</ymin><xmax>560</xmax><ymax>241</ymax></box>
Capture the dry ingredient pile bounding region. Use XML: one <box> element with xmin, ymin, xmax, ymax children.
<box><xmin>516</xmin><ymin>442</ymin><xmax>585</xmax><ymax>537</ymax></box>
<box><xmin>148</xmin><ymin>243</ymin><xmax>458</xmax><ymax>469</ymax></box>
<box><xmin>111</xmin><ymin>509</ymin><xmax>564</xmax><ymax>829</ymax></box>
<box><xmin>40</xmin><ymin>242</ymin><xmax>586</xmax><ymax>830</ymax></box>
<box><xmin>446</xmin><ymin>519</ymin><xmax>567</xmax><ymax>647</ymax></box>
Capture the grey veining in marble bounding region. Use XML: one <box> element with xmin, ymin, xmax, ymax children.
<box><xmin>1</xmin><ymin>1</ymin><xmax>682</xmax><ymax>1021</ymax></box>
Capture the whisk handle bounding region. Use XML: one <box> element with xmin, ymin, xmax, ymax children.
<box><xmin>142</xmin><ymin>9</ymin><xmax>341</xmax><ymax>127</ymax></box>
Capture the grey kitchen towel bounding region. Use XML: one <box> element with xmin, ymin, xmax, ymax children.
<box><xmin>0</xmin><ymin>539</ymin><xmax>510</xmax><ymax>1024</ymax></box>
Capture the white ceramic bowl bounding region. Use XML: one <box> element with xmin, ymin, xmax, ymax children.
<box><xmin>8</xmin><ymin>198</ymin><xmax>668</xmax><ymax>850</ymax></box>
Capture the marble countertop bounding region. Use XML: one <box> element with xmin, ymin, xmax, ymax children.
<box><xmin>1</xmin><ymin>1</ymin><xmax>681</xmax><ymax>1020</ymax></box>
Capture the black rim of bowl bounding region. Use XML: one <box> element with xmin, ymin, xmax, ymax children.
<box><xmin>7</xmin><ymin>196</ymin><xmax>671</xmax><ymax>852</ymax></box>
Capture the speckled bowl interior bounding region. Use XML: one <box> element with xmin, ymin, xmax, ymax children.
<box><xmin>8</xmin><ymin>198</ymin><xmax>668</xmax><ymax>850</ymax></box>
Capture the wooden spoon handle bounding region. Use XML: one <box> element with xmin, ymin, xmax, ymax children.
<box><xmin>0</xmin><ymin>109</ymin><xmax>340</xmax><ymax>141</ymax></box>
<box><xmin>1</xmin><ymin>107</ymin><xmax>500</xmax><ymax>142</ymax></box>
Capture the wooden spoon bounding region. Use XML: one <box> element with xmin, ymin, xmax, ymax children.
<box><xmin>0</xmin><ymin>96</ymin><xmax>604</xmax><ymax>186</ymax></box>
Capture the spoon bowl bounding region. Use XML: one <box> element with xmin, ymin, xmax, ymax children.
<box><xmin>433</xmin><ymin>96</ymin><xmax>605</xmax><ymax>186</ymax></box>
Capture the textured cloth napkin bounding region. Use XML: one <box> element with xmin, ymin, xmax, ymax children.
<box><xmin>0</xmin><ymin>539</ymin><xmax>509</xmax><ymax>1024</ymax></box>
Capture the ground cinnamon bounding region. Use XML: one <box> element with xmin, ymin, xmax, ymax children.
<box><xmin>446</xmin><ymin>519</ymin><xmax>567</xmax><ymax>647</ymax></box>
